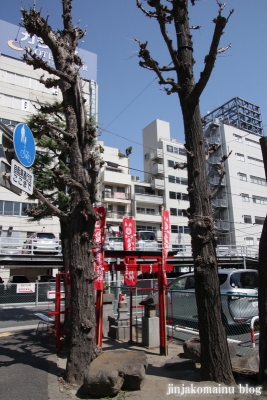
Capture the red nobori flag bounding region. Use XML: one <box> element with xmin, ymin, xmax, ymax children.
<box><xmin>93</xmin><ymin>207</ymin><xmax>106</xmax><ymax>290</ymax></box>
<box><xmin>122</xmin><ymin>218</ymin><xmax>136</xmax><ymax>251</ymax></box>
<box><xmin>124</xmin><ymin>265</ymin><xmax>137</xmax><ymax>286</ymax></box>
<box><xmin>162</xmin><ymin>209</ymin><xmax>170</xmax><ymax>285</ymax></box>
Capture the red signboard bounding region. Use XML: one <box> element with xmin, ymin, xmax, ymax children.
<box><xmin>124</xmin><ymin>265</ymin><xmax>137</xmax><ymax>286</ymax></box>
<box><xmin>122</xmin><ymin>217</ymin><xmax>136</xmax><ymax>251</ymax></box>
<box><xmin>162</xmin><ymin>209</ymin><xmax>170</xmax><ymax>285</ymax></box>
<box><xmin>93</xmin><ymin>207</ymin><xmax>106</xmax><ymax>290</ymax></box>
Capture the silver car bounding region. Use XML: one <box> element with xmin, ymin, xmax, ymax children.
<box><xmin>23</xmin><ymin>232</ymin><xmax>60</xmax><ymax>255</ymax></box>
<box><xmin>165</xmin><ymin>269</ymin><xmax>258</xmax><ymax>328</ymax></box>
<box><xmin>104</xmin><ymin>237</ymin><xmax>123</xmax><ymax>251</ymax></box>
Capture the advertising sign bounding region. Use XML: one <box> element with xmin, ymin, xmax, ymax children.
<box><xmin>13</xmin><ymin>124</ymin><xmax>36</xmax><ymax>168</ymax></box>
<box><xmin>93</xmin><ymin>207</ymin><xmax>106</xmax><ymax>291</ymax></box>
<box><xmin>122</xmin><ymin>217</ymin><xmax>136</xmax><ymax>251</ymax></box>
<box><xmin>11</xmin><ymin>159</ymin><xmax>33</xmax><ymax>195</ymax></box>
<box><xmin>0</xmin><ymin>19</ymin><xmax>97</xmax><ymax>82</ymax></box>
<box><xmin>16</xmin><ymin>283</ymin><xmax>35</xmax><ymax>293</ymax></box>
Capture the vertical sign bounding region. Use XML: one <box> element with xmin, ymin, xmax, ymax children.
<box><xmin>123</xmin><ymin>218</ymin><xmax>137</xmax><ymax>285</ymax></box>
<box><xmin>162</xmin><ymin>208</ymin><xmax>170</xmax><ymax>285</ymax></box>
<box><xmin>122</xmin><ymin>217</ymin><xmax>136</xmax><ymax>250</ymax></box>
<box><xmin>93</xmin><ymin>207</ymin><xmax>106</xmax><ymax>290</ymax></box>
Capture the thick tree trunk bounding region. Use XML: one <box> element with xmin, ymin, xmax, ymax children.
<box><xmin>181</xmin><ymin>101</ymin><xmax>234</xmax><ymax>384</ymax></box>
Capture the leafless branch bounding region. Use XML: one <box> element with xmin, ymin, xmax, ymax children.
<box><xmin>210</xmin><ymin>150</ymin><xmax>232</xmax><ymax>199</ymax></box>
<box><xmin>31</xmin><ymin>188</ymin><xmax>70</xmax><ymax>222</ymax></box>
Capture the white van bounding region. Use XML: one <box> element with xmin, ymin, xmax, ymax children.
<box><xmin>136</xmin><ymin>231</ymin><xmax>158</xmax><ymax>251</ymax></box>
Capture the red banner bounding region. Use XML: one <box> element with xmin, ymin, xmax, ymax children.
<box><xmin>124</xmin><ymin>265</ymin><xmax>137</xmax><ymax>286</ymax></box>
<box><xmin>162</xmin><ymin>209</ymin><xmax>170</xmax><ymax>285</ymax></box>
<box><xmin>122</xmin><ymin>217</ymin><xmax>136</xmax><ymax>251</ymax></box>
<box><xmin>93</xmin><ymin>207</ymin><xmax>106</xmax><ymax>290</ymax></box>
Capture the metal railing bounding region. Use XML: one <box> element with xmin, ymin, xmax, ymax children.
<box><xmin>0</xmin><ymin>237</ymin><xmax>62</xmax><ymax>256</ymax></box>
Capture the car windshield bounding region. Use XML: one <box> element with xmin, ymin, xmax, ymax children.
<box><xmin>230</xmin><ymin>272</ymin><xmax>258</xmax><ymax>289</ymax></box>
<box><xmin>12</xmin><ymin>276</ymin><xmax>29</xmax><ymax>283</ymax></box>
<box><xmin>37</xmin><ymin>233</ymin><xmax>55</xmax><ymax>239</ymax></box>
<box><xmin>140</xmin><ymin>232</ymin><xmax>155</xmax><ymax>241</ymax></box>
<box><xmin>109</xmin><ymin>238</ymin><xmax>123</xmax><ymax>243</ymax></box>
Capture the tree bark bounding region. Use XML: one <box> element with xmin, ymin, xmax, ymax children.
<box><xmin>136</xmin><ymin>0</ymin><xmax>235</xmax><ymax>384</ymax></box>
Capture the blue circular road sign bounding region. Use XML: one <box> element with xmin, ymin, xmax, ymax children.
<box><xmin>13</xmin><ymin>123</ymin><xmax>36</xmax><ymax>168</ymax></box>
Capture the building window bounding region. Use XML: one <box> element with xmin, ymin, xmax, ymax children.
<box><xmin>241</xmin><ymin>194</ymin><xmax>249</xmax><ymax>202</ymax></box>
<box><xmin>168</xmin><ymin>160</ymin><xmax>175</xmax><ymax>168</ymax></box>
<box><xmin>167</xmin><ymin>145</ymin><xmax>173</xmax><ymax>152</ymax></box>
<box><xmin>144</xmin><ymin>153</ymin><xmax>150</xmax><ymax>160</ymax></box>
<box><xmin>248</xmin><ymin>156</ymin><xmax>263</xmax><ymax>167</ymax></box>
<box><xmin>169</xmin><ymin>191</ymin><xmax>176</xmax><ymax>199</ymax></box>
<box><xmin>170</xmin><ymin>208</ymin><xmax>177</xmax><ymax>216</ymax></box>
<box><xmin>245</xmin><ymin>237</ymin><xmax>254</xmax><ymax>246</ymax></box>
<box><xmin>173</xmin><ymin>147</ymin><xmax>178</xmax><ymax>154</ymax></box>
<box><xmin>168</xmin><ymin>175</ymin><xmax>176</xmax><ymax>183</ymax></box>
<box><xmin>244</xmin><ymin>215</ymin><xmax>252</xmax><ymax>224</ymax></box>
<box><xmin>180</xmin><ymin>177</ymin><xmax>188</xmax><ymax>185</ymax></box>
<box><xmin>238</xmin><ymin>173</ymin><xmax>247</xmax><ymax>181</ymax></box>
<box><xmin>252</xmin><ymin>196</ymin><xmax>267</xmax><ymax>205</ymax></box>
<box><xmin>236</xmin><ymin>153</ymin><xmax>245</xmax><ymax>162</ymax></box>
<box><xmin>245</xmin><ymin>138</ymin><xmax>260</xmax><ymax>148</ymax></box>
<box><xmin>179</xmin><ymin>148</ymin><xmax>187</xmax><ymax>156</ymax></box>
<box><xmin>234</xmin><ymin>134</ymin><xmax>242</xmax><ymax>142</ymax></box>
<box><xmin>250</xmin><ymin>175</ymin><xmax>266</xmax><ymax>186</ymax></box>
<box><xmin>255</xmin><ymin>216</ymin><xmax>265</xmax><ymax>225</ymax></box>
<box><xmin>171</xmin><ymin>225</ymin><xmax>178</xmax><ymax>233</ymax></box>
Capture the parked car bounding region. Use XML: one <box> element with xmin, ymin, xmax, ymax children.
<box><xmin>47</xmin><ymin>279</ymin><xmax>65</xmax><ymax>300</ymax></box>
<box><xmin>22</xmin><ymin>232</ymin><xmax>60</xmax><ymax>255</ymax></box>
<box><xmin>36</xmin><ymin>275</ymin><xmax>54</xmax><ymax>282</ymax></box>
<box><xmin>156</xmin><ymin>269</ymin><xmax>258</xmax><ymax>328</ymax></box>
<box><xmin>7</xmin><ymin>275</ymin><xmax>30</xmax><ymax>284</ymax></box>
<box><xmin>104</xmin><ymin>236</ymin><xmax>123</xmax><ymax>251</ymax></box>
<box><xmin>136</xmin><ymin>231</ymin><xmax>158</xmax><ymax>251</ymax></box>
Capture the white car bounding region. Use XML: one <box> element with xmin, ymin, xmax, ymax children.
<box><xmin>104</xmin><ymin>237</ymin><xmax>123</xmax><ymax>251</ymax></box>
<box><xmin>136</xmin><ymin>231</ymin><xmax>158</xmax><ymax>251</ymax></box>
<box><xmin>23</xmin><ymin>232</ymin><xmax>60</xmax><ymax>255</ymax></box>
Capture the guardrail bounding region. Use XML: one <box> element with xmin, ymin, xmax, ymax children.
<box><xmin>0</xmin><ymin>237</ymin><xmax>62</xmax><ymax>256</ymax></box>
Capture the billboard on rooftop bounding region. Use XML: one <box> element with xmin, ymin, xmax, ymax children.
<box><xmin>0</xmin><ymin>19</ymin><xmax>97</xmax><ymax>82</ymax></box>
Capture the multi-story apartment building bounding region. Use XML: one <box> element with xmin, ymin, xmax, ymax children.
<box><xmin>98</xmin><ymin>143</ymin><xmax>132</xmax><ymax>236</ymax></box>
<box><xmin>137</xmin><ymin>119</ymin><xmax>191</xmax><ymax>252</ymax></box>
<box><xmin>203</xmin><ymin>97</ymin><xmax>266</xmax><ymax>249</ymax></box>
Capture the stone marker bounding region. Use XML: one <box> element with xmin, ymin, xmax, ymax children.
<box><xmin>83</xmin><ymin>349</ymin><xmax>148</xmax><ymax>397</ymax></box>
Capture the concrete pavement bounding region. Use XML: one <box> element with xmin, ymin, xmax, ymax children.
<box><xmin>0</xmin><ymin>306</ymin><xmax>266</xmax><ymax>400</ymax></box>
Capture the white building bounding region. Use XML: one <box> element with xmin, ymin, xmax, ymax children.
<box><xmin>204</xmin><ymin>97</ymin><xmax>266</xmax><ymax>250</ymax></box>
<box><xmin>0</xmin><ymin>19</ymin><xmax>98</xmax><ymax>280</ymax></box>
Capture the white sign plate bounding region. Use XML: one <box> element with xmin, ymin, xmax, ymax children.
<box><xmin>16</xmin><ymin>283</ymin><xmax>35</xmax><ymax>293</ymax></box>
<box><xmin>11</xmin><ymin>159</ymin><xmax>34</xmax><ymax>195</ymax></box>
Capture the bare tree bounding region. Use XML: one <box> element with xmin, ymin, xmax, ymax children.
<box><xmin>21</xmin><ymin>0</ymin><xmax>103</xmax><ymax>384</ymax></box>
<box><xmin>136</xmin><ymin>0</ymin><xmax>235</xmax><ymax>384</ymax></box>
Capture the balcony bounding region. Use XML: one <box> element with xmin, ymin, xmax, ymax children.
<box><xmin>135</xmin><ymin>211</ymin><xmax>161</xmax><ymax>223</ymax></box>
<box><xmin>102</xmin><ymin>191</ymin><xmax>131</xmax><ymax>202</ymax></box>
<box><xmin>151</xmin><ymin>163</ymin><xmax>164</xmax><ymax>176</ymax></box>
<box><xmin>133</xmin><ymin>193</ymin><xmax>164</xmax><ymax>205</ymax></box>
<box><xmin>215</xmin><ymin>220</ymin><xmax>230</xmax><ymax>231</ymax></box>
<box><xmin>212</xmin><ymin>198</ymin><xmax>228</xmax><ymax>208</ymax></box>
<box><xmin>151</xmin><ymin>178</ymin><xmax>165</xmax><ymax>190</ymax></box>
<box><xmin>150</xmin><ymin>149</ymin><xmax>163</xmax><ymax>160</ymax></box>
<box><xmin>101</xmin><ymin>169</ymin><xmax>132</xmax><ymax>185</ymax></box>
<box><xmin>209</xmin><ymin>177</ymin><xmax>226</xmax><ymax>186</ymax></box>
<box><xmin>106</xmin><ymin>211</ymin><xmax>129</xmax><ymax>220</ymax></box>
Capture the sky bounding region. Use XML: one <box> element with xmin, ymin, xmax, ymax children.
<box><xmin>0</xmin><ymin>0</ymin><xmax>266</xmax><ymax>180</ymax></box>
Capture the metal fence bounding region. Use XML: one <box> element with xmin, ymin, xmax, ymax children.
<box><xmin>0</xmin><ymin>282</ymin><xmax>51</xmax><ymax>306</ymax></box>
<box><xmin>109</xmin><ymin>281</ymin><xmax>259</xmax><ymax>358</ymax></box>
<box><xmin>0</xmin><ymin>279</ymin><xmax>259</xmax><ymax>358</ymax></box>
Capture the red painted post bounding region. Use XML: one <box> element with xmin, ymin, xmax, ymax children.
<box><xmin>95</xmin><ymin>290</ymin><xmax>103</xmax><ymax>347</ymax></box>
<box><xmin>55</xmin><ymin>273</ymin><xmax>61</xmax><ymax>353</ymax></box>
<box><xmin>158</xmin><ymin>262</ymin><xmax>167</xmax><ymax>355</ymax></box>
<box><xmin>129</xmin><ymin>286</ymin><xmax>133</xmax><ymax>343</ymax></box>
